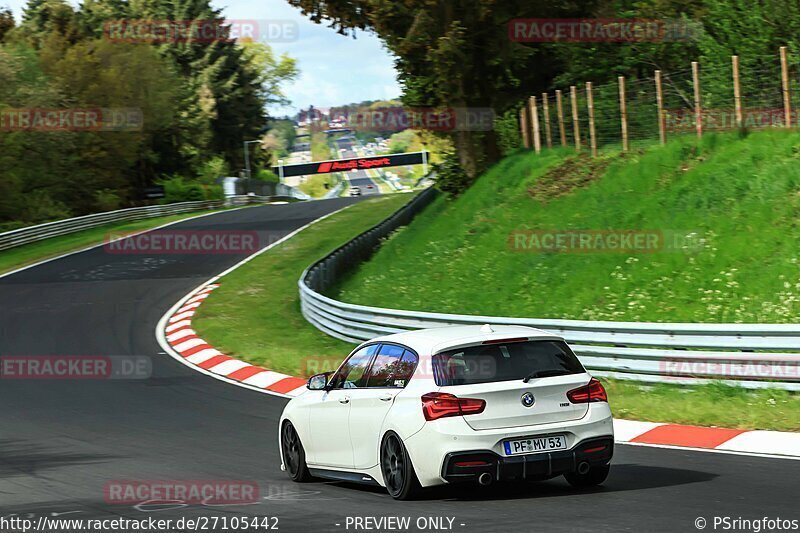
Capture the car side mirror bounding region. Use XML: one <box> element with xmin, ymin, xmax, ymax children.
<box><xmin>307</xmin><ymin>372</ymin><xmax>331</xmax><ymax>391</ymax></box>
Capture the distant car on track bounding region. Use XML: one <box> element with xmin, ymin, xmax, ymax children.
<box><xmin>279</xmin><ymin>325</ymin><xmax>614</xmax><ymax>499</ymax></box>
<box><xmin>349</xmin><ymin>187</ymin><xmax>361</xmax><ymax>197</ymax></box>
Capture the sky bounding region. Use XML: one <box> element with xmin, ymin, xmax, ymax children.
<box><xmin>3</xmin><ymin>0</ymin><xmax>402</xmax><ymax>115</ymax></box>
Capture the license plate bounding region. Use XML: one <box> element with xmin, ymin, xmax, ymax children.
<box><xmin>503</xmin><ymin>435</ymin><xmax>567</xmax><ymax>456</ymax></box>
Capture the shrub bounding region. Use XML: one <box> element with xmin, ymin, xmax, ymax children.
<box><xmin>495</xmin><ymin>108</ymin><xmax>523</xmax><ymax>156</ymax></box>
<box><xmin>161</xmin><ymin>176</ymin><xmax>207</xmax><ymax>203</ymax></box>
<box><xmin>21</xmin><ymin>191</ymin><xmax>72</xmax><ymax>223</ymax></box>
<box><xmin>94</xmin><ymin>189</ymin><xmax>123</xmax><ymax>212</ymax></box>
<box><xmin>255</xmin><ymin>169</ymin><xmax>280</xmax><ymax>183</ymax></box>
<box><xmin>198</xmin><ymin>157</ymin><xmax>230</xmax><ymax>185</ymax></box>
<box><xmin>433</xmin><ymin>151</ymin><xmax>473</xmax><ymax>196</ymax></box>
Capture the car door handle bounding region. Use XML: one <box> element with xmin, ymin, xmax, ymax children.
<box><xmin>379</xmin><ymin>394</ymin><xmax>395</xmax><ymax>402</ymax></box>
<box><xmin>338</xmin><ymin>396</ymin><xmax>350</xmax><ymax>404</ymax></box>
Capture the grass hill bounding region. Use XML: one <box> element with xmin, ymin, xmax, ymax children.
<box><xmin>333</xmin><ymin>130</ymin><xmax>800</xmax><ymax>323</ymax></box>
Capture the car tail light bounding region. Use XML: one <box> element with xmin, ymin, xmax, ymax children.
<box><xmin>583</xmin><ymin>445</ymin><xmax>608</xmax><ymax>454</ymax></box>
<box><xmin>421</xmin><ymin>392</ymin><xmax>486</xmax><ymax>421</ymax></box>
<box><xmin>454</xmin><ymin>460</ymin><xmax>491</xmax><ymax>467</ymax></box>
<box><xmin>567</xmin><ymin>378</ymin><xmax>608</xmax><ymax>403</ymax></box>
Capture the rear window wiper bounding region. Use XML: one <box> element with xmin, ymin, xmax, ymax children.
<box><xmin>523</xmin><ymin>369</ymin><xmax>573</xmax><ymax>383</ymax></box>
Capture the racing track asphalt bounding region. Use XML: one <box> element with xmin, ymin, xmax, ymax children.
<box><xmin>335</xmin><ymin>138</ymin><xmax>380</xmax><ymax>196</ymax></box>
<box><xmin>0</xmin><ymin>199</ymin><xmax>798</xmax><ymax>532</ymax></box>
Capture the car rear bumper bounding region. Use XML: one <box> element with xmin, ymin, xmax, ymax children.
<box><xmin>402</xmin><ymin>403</ymin><xmax>613</xmax><ymax>487</ymax></box>
<box><xmin>440</xmin><ymin>436</ymin><xmax>613</xmax><ymax>484</ymax></box>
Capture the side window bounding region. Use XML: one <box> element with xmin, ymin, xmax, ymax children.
<box><xmin>366</xmin><ymin>345</ymin><xmax>419</xmax><ymax>388</ymax></box>
<box><xmin>330</xmin><ymin>344</ymin><xmax>378</xmax><ymax>389</ymax></box>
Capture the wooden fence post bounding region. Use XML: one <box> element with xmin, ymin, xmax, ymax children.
<box><xmin>655</xmin><ymin>70</ymin><xmax>666</xmax><ymax>145</ymax></box>
<box><xmin>570</xmin><ymin>85</ymin><xmax>581</xmax><ymax>152</ymax></box>
<box><xmin>618</xmin><ymin>76</ymin><xmax>629</xmax><ymax>152</ymax></box>
<box><xmin>555</xmin><ymin>90</ymin><xmax>567</xmax><ymax>147</ymax></box>
<box><xmin>692</xmin><ymin>61</ymin><xmax>703</xmax><ymax>138</ymax></box>
<box><xmin>542</xmin><ymin>93</ymin><xmax>553</xmax><ymax>148</ymax></box>
<box><xmin>530</xmin><ymin>96</ymin><xmax>541</xmax><ymax>153</ymax></box>
<box><xmin>586</xmin><ymin>82</ymin><xmax>597</xmax><ymax>157</ymax></box>
<box><xmin>732</xmin><ymin>55</ymin><xmax>742</xmax><ymax>128</ymax></box>
<box><xmin>781</xmin><ymin>46</ymin><xmax>792</xmax><ymax>128</ymax></box>
<box><xmin>520</xmin><ymin>106</ymin><xmax>530</xmax><ymax>149</ymax></box>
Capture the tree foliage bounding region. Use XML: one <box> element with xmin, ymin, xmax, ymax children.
<box><xmin>0</xmin><ymin>0</ymin><xmax>298</xmax><ymax>226</ymax></box>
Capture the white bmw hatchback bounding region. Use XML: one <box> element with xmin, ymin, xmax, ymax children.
<box><xmin>279</xmin><ymin>325</ymin><xmax>614</xmax><ymax>499</ymax></box>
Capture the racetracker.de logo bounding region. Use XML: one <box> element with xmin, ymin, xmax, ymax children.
<box><xmin>660</xmin><ymin>358</ymin><xmax>800</xmax><ymax>381</ymax></box>
<box><xmin>508</xmin><ymin>229</ymin><xmax>705</xmax><ymax>254</ymax></box>
<box><xmin>338</xmin><ymin>106</ymin><xmax>495</xmax><ymax>132</ymax></box>
<box><xmin>104</xmin><ymin>230</ymin><xmax>261</xmax><ymax>255</ymax></box>
<box><xmin>104</xmin><ymin>481</ymin><xmax>260</xmax><ymax>505</ymax></box>
<box><xmin>509</xmin><ymin>230</ymin><xmax>662</xmax><ymax>254</ymax></box>
<box><xmin>0</xmin><ymin>356</ymin><xmax>152</xmax><ymax>380</ymax></box>
<box><xmin>664</xmin><ymin>108</ymin><xmax>798</xmax><ymax>132</ymax></box>
<box><xmin>103</xmin><ymin>19</ymin><xmax>298</xmax><ymax>43</ymax></box>
<box><xmin>0</xmin><ymin>108</ymin><xmax>143</xmax><ymax>132</ymax></box>
<box><xmin>508</xmin><ymin>18</ymin><xmax>700</xmax><ymax>42</ymax></box>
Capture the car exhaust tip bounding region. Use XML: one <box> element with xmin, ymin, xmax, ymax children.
<box><xmin>478</xmin><ymin>473</ymin><xmax>493</xmax><ymax>486</ymax></box>
<box><xmin>577</xmin><ymin>461</ymin><xmax>591</xmax><ymax>475</ymax></box>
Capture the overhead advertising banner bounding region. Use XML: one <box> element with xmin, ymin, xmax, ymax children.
<box><xmin>274</xmin><ymin>151</ymin><xmax>429</xmax><ymax>178</ymax></box>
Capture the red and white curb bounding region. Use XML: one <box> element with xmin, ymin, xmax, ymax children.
<box><xmin>162</xmin><ymin>284</ymin><xmax>307</xmax><ymax>397</ymax></box>
<box><xmin>614</xmin><ymin>419</ymin><xmax>800</xmax><ymax>459</ymax></box>
<box><xmin>155</xmin><ymin>203</ymin><xmax>355</xmax><ymax>397</ymax></box>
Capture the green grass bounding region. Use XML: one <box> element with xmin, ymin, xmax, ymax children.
<box><xmin>0</xmin><ymin>208</ymin><xmax>232</xmax><ymax>275</ymax></box>
<box><xmin>191</xmin><ymin>194</ymin><xmax>416</xmax><ymax>375</ymax></box>
<box><xmin>603</xmin><ymin>378</ymin><xmax>800</xmax><ymax>431</ymax></box>
<box><xmin>333</xmin><ymin>130</ymin><xmax>800</xmax><ymax>323</ymax></box>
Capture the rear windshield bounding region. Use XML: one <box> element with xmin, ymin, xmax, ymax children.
<box><xmin>432</xmin><ymin>340</ymin><xmax>585</xmax><ymax>386</ymax></box>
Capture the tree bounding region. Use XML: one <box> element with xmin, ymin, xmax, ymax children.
<box><xmin>239</xmin><ymin>38</ymin><xmax>299</xmax><ymax>109</ymax></box>
<box><xmin>123</xmin><ymin>0</ymin><xmax>269</xmax><ymax>169</ymax></box>
<box><xmin>286</xmin><ymin>0</ymin><xmax>604</xmax><ymax>178</ymax></box>
<box><xmin>42</xmin><ymin>38</ymin><xmax>185</xmax><ymax>208</ymax></box>
<box><xmin>0</xmin><ymin>7</ymin><xmax>14</xmax><ymax>41</ymax></box>
<box><xmin>1</xmin><ymin>0</ymin><xmax>300</xmax><ymax>224</ymax></box>
<box><xmin>0</xmin><ymin>44</ymin><xmax>79</xmax><ymax>224</ymax></box>
<box><xmin>17</xmin><ymin>0</ymin><xmax>82</xmax><ymax>48</ymax></box>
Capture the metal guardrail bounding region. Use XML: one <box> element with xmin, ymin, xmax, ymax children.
<box><xmin>323</xmin><ymin>181</ymin><xmax>345</xmax><ymax>199</ymax></box>
<box><xmin>278</xmin><ymin>183</ymin><xmax>312</xmax><ymax>201</ymax></box>
<box><xmin>0</xmin><ymin>199</ymin><xmax>229</xmax><ymax>252</ymax></box>
<box><xmin>299</xmin><ymin>187</ymin><xmax>800</xmax><ymax>390</ymax></box>
<box><xmin>0</xmin><ymin>175</ymin><xmax>317</xmax><ymax>252</ymax></box>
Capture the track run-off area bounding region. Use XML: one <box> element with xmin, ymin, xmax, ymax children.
<box><xmin>0</xmin><ymin>199</ymin><xmax>798</xmax><ymax>533</ymax></box>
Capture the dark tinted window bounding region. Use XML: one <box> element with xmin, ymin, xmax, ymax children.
<box><xmin>366</xmin><ymin>345</ymin><xmax>418</xmax><ymax>388</ymax></box>
<box><xmin>330</xmin><ymin>344</ymin><xmax>379</xmax><ymax>389</ymax></box>
<box><xmin>432</xmin><ymin>340</ymin><xmax>584</xmax><ymax>386</ymax></box>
